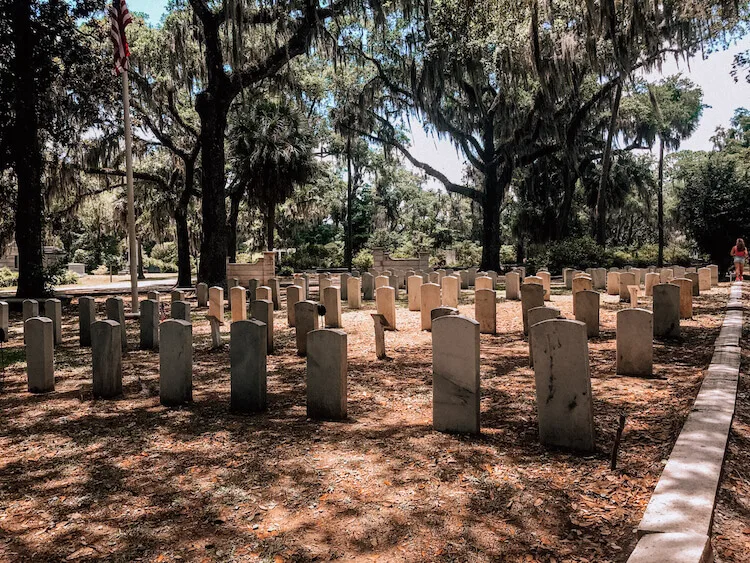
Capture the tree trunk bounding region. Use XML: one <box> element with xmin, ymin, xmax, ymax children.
<box><xmin>196</xmin><ymin>91</ymin><xmax>230</xmax><ymax>287</ymax></box>
<box><xmin>595</xmin><ymin>82</ymin><xmax>623</xmax><ymax>247</ymax></box>
<box><xmin>175</xmin><ymin>208</ymin><xmax>192</xmax><ymax>287</ymax></box>
<box><xmin>480</xmin><ymin>164</ymin><xmax>503</xmax><ymax>271</ymax></box>
<box><xmin>345</xmin><ymin>136</ymin><xmax>354</xmax><ymax>271</ymax></box>
<box><xmin>12</xmin><ymin>0</ymin><xmax>46</xmax><ymax>298</ymax></box>
<box><xmin>227</xmin><ymin>188</ymin><xmax>242</xmax><ymax>263</ymax></box>
<box><xmin>657</xmin><ymin>137</ymin><xmax>665</xmax><ymax>268</ymax></box>
<box><xmin>266</xmin><ymin>202</ymin><xmax>275</xmax><ymax>252</ymax></box>
<box><xmin>137</xmin><ymin>240</ymin><xmax>145</xmax><ymax>280</ymax></box>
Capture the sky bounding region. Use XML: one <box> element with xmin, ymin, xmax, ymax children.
<box><xmin>128</xmin><ymin>0</ymin><xmax>750</xmax><ymax>186</ymax></box>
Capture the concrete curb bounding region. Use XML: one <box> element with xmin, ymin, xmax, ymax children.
<box><xmin>627</xmin><ymin>282</ymin><xmax>744</xmax><ymax>562</ymax></box>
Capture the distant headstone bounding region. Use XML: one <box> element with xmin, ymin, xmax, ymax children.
<box><xmin>618</xmin><ymin>272</ymin><xmax>636</xmax><ymax>302</ymax></box>
<box><xmin>530</xmin><ymin>319</ymin><xmax>595</xmax><ymax>452</ymax></box>
<box><xmin>616</xmin><ymin>309</ymin><xmax>653</xmax><ymax>377</ymax></box>
<box><xmin>475</xmin><ymin>276</ymin><xmax>493</xmax><ymax>291</ymax></box>
<box><xmin>606</xmin><ymin>272</ymin><xmax>621</xmax><ymax>295</ymax></box>
<box><xmin>42</xmin><ymin>298</ymin><xmax>62</xmax><ymax>345</ymax></box>
<box><xmin>407</xmin><ymin>275</ymin><xmax>423</xmax><ymax>311</ymax></box>
<box><xmin>505</xmin><ymin>271</ymin><xmax>521</xmax><ymax>300</ymax></box>
<box><xmin>420</xmin><ymin>283</ymin><xmax>441</xmax><ymax>331</ymax></box>
<box><xmin>307</xmin><ymin>329</ymin><xmax>348</xmax><ymax>420</ymax></box>
<box><xmin>708</xmin><ymin>264</ymin><xmax>719</xmax><ymax>286</ymax></box>
<box><xmin>286</xmin><ymin>285</ymin><xmax>302</xmax><ymax>328</ymax></box>
<box><xmin>247</xmin><ymin>278</ymin><xmax>259</xmax><ymax>303</ymax></box>
<box><xmin>375</xmin><ymin>275</ymin><xmax>389</xmax><ymax>290</ymax></box>
<box><xmin>171</xmin><ymin>290</ymin><xmax>185</xmax><ymax>303</ymax></box>
<box><xmin>230</xmin><ymin>319</ymin><xmax>267</xmax><ymax>413</ymax></box>
<box><xmin>22</xmin><ymin>299</ymin><xmax>39</xmax><ymax>323</ymax></box>
<box><xmin>474</xmin><ymin>289</ymin><xmax>496</xmax><ymax>335</ymax></box>
<box><xmin>159</xmin><ymin>319</ymin><xmax>192</xmax><ymax>406</ymax></box>
<box><xmin>268</xmin><ymin>278</ymin><xmax>280</xmax><ymax>310</ymax></box>
<box><xmin>78</xmin><ymin>296</ymin><xmax>96</xmax><ymax>347</ymax></box>
<box><xmin>208</xmin><ymin>287</ymin><xmax>224</xmax><ymax>322</ymax></box>
<box><xmin>441</xmin><ymin>275</ymin><xmax>459</xmax><ymax>308</ymax></box>
<box><xmin>362</xmin><ymin>272</ymin><xmax>375</xmax><ymax>300</ymax></box>
<box><xmin>537</xmin><ymin>271</ymin><xmax>551</xmax><ymax>301</ymax></box>
<box><xmin>230</xmin><ymin>286</ymin><xmax>247</xmax><ymax>322</ymax></box>
<box><xmin>256</xmin><ymin>286</ymin><xmax>271</xmax><ymax>302</ymax></box>
<box><xmin>25</xmin><ymin>317</ymin><xmax>54</xmax><ymax>393</ymax></box>
<box><xmin>670</xmin><ymin>278</ymin><xmax>693</xmax><ymax>319</ymax></box>
<box><xmin>105</xmin><ymin>296</ymin><xmax>127</xmax><ymax>352</ymax></box>
<box><xmin>521</xmin><ymin>283</ymin><xmax>545</xmax><ymax>335</ymax></box>
<box><xmin>323</xmin><ymin>286</ymin><xmax>342</xmax><ymax>328</ymax></box>
<box><xmin>319</xmin><ymin>276</ymin><xmax>332</xmax><ymax>296</ymax></box>
<box><xmin>659</xmin><ymin>268</ymin><xmax>674</xmax><ymax>284</ymax></box>
<box><xmin>686</xmin><ymin>272</ymin><xmax>700</xmax><ymax>297</ymax></box>
<box><xmin>196</xmin><ymin>283</ymin><xmax>208</xmax><ymax>307</ymax></box>
<box><xmin>571</xmin><ymin>277</ymin><xmax>593</xmax><ymax>315</ymax></box>
<box><xmin>148</xmin><ymin>290</ymin><xmax>160</xmax><ymax>302</ymax></box>
<box><xmin>432</xmin><ymin>315</ymin><xmax>480</xmax><ymax>434</ymax></box>
<box><xmin>645</xmin><ymin>272</ymin><xmax>660</xmax><ymax>297</ymax></box>
<box><xmin>347</xmin><ymin>277</ymin><xmax>362</xmax><ymax>309</ymax></box>
<box><xmin>251</xmin><ymin>299</ymin><xmax>274</xmax><ymax>354</ymax></box>
<box><xmin>574</xmin><ymin>290</ymin><xmax>600</xmax><ymax>338</ymax></box>
<box><xmin>294</xmin><ymin>300</ymin><xmax>319</xmax><ymax>356</ymax></box>
<box><xmin>140</xmin><ymin>299</ymin><xmax>160</xmax><ymax>350</ymax></box>
<box><xmin>92</xmin><ymin>320</ymin><xmax>122</xmax><ymax>398</ymax></box>
<box><xmin>591</xmin><ymin>268</ymin><xmax>607</xmax><ymax>290</ymax></box>
<box><xmin>527</xmin><ymin>306</ymin><xmax>562</xmax><ymax>366</ymax></box>
<box><xmin>376</xmin><ymin>286</ymin><xmax>397</xmax><ymax>331</ymax></box>
<box><xmin>340</xmin><ymin>273</ymin><xmax>351</xmax><ymax>301</ymax></box>
<box><xmin>653</xmin><ymin>283</ymin><xmax>680</xmax><ymax>338</ymax></box>
<box><xmin>171</xmin><ymin>301</ymin><xmax>191</xmax><ymax>323</ymax></box>
<box><xmin>697</xmin><ymin>267</ymin><xmax>711</xmax><ymax>292</ymax></box>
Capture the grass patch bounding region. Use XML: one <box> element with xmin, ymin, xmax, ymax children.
<box><xmin>0</xmin><ymin>347</ymin><xmax>25</xmax><ymax>371</ymax></box>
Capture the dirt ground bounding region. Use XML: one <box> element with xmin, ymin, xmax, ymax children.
<box><xmin>0</xmin><ymin>281</ymin><xmax>734</xmax><ymax>562</ymax></box>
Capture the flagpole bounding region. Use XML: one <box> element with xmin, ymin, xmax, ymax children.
<box><xmin>122</xmin><ymin>69</ymin><xmax>139</xmax><ymax>315</ymax></box>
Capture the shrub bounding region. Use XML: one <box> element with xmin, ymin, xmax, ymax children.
<box><xmin>0</xmin><ymin>267</ymin><xmax>18</xmax><ymax>288</ymax></box>
<box><xmin>352</xmin><ymin>249</ymin><xmax>373</xmax><ymax>271</ymax></box>
<box><xmin>150</xmin><ymin>242</ymin><xmax>178</xmax><ymax>264</ymax></box>
<box><xmin>278</xmin><ymin>265</ymin><xmax>294</xmax><ymax>277</ymax></box>
<box><xmin>142</xmin><ymin>256</ymin><xmax>177</xmax><ymax>273</ymax></box>
<box><xmin>452</xmin><ymin>241</ymin><xmax>483</xmax><ymax>268</ymax></box>
<box><xmin>530</xmin><ymin>236</ymin><xmax>604</xmax><ymax>274</ymax></box>
<box><xmin>500</xmin><ymin>245</ymin><xmax>517</xmax><ymax>265</ymax></box>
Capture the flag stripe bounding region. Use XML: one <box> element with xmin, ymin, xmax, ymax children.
<box><xmin>109</xmin><ymin>1</ymin><xmax>132</xmax><ymax>75</ymax></box>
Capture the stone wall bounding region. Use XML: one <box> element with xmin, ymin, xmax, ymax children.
<box><xmin>372</xmin><ymin>248</ymin><xmax>430</xmax><ymax>272</ymax></box>
<box><xmin>226</xmin><ymin>252</ymin><xmax>276</xmax><ymax>285</ymax></box>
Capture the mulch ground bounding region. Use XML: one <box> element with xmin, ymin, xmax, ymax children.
<box><xmin>712</xmin><ymin>282</ymin><xmax>750</xmax><ymax>563</ymax></box>
<box><xmin>0</xmin><ymin>281</ymin><xmax>733</xmax><ymax>562</ymax></box>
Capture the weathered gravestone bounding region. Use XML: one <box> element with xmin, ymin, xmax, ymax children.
<box><xmin>171</xmin><ymin>290</ymin><xmax>185</xmax><ymax>303</ymax></box>
<box><xmin>474</xmin><ymin>289</ymin><xmax>497</xmax><ymax>335</ymax></box>
<box><xmin>521</xmin><ymin>283</ymin><xmax>545</xmax><ymax>335</ymax></box>
<box><xmin>78</xmin><ymin>296</ymin><xmax>96</xmax><ymax>347</ymax></box>
<box><xmin>653</xmin><ymin>283</ymin><xmax>680</xmax><ymax>339</ymax></box>
<box><xmin>537</xmin><ymin>270</ymin><xmax>551</xmax><ymax>301</ymax></box>
<box><xmin>171</xmin><ymin>301</ymin><xmax>191</xmax><ymax>323</ymax></box>
<box><xmin>323</xmin><ymin>286</ymin><xmax>342</xmax><ymax>328</ymax></box>
<box><xmin>574</xmin><ymin>290</ymin><xmax>600</xmax><ymax>338</ymax></box>
<box><xmin>591</xmin><ymin>268</ymin><xmax>607</xmax><ymax>290</ymax></box>
<box><xmin>294</xmin><ymin>301</ymin><xmax>319</xmax><ymax>356</ymax></box>
<box><xmin>709</xmin><ymin>264</ymin><xmax>719</xmax><ymax>286</ymax></box>
<box><xmin>140</xmin><ymin>299</ymin><xmax>159</xmax><ymax>350</ymax></box>
<box><xmin>23</xmin><ymin>299</ymin><xmax>39</xmax><ymax>324</ymax></box>
<box><xmin>376</xmin><ymin>286</ymin><xmax>397</xmax><ymax>331</ymax></box>
<box><xmin>43</xmin><ymin>299</ymin><xmax>62</xmax><ymax>345</ymax></box>
<box><xmin>432</xmin><ymin>315</ymin><xmax>480</xmax><ymax>434</ymax></box>
<box><xmin>159</xmin><ymin>319</ymin><xmax>192</xmax><ymax>406</ymax></box>
<box><xmin>319</xmin><ymin>276</ymin><xmax>331</xmax><ymax>295</ymax></box>
<box><xmin>106</xmin><ymin>297</ymin><xmax>128</xmax><ymax>352</ymax></box>
<box><xmin>407</xmin><ymin>275</ymin><xmax>423</xmax><ymax>311</ymax></box>
<box><xmin>372</xmin><ymin>313</ymin><xmax>389</xmax><ymax>359</ymax></box>
<box><xmin>375</xmin><ymin>275</ymin><xmax>389</xmax><ymax>290</ymax></box>
<box><xmin>530</xmin><ymin>319</ymin><xmax>595</xmax><ymax>452</ymax></box>
<box><xmin>268</xmin><ymin>278</ymin><xmax>280</xmax><ymax>310</ymax></box>
<box><xmin>230</xmin><ymin>319</ymin><xmax>267</xmax><ymax>413</ymax></box>
<box><xmin>251</xmin><ymin>299</ymin><xmax>274</xmax><ymax>354</ymax></box>
<box><xmin>616</xmin><ymin>308</ymin><xmax>653</xmax><ymax>377</ymax></box>
<box><xmin>286</xmin><ymin>285</ymin><xmax>302</xmax><ymax>328</ymax></box>
<box><xmin>505</xmin><ymin>271</ymin><xmax>521</xmax><ymax>300</ymax></box>
<box><xmin>26</xmin><ymin>317</ymin><xmax>54</xmax><ymax>393</ymax></box>
<box><xmin>91</xmin><ymin>320</ymin><xmax>122</xmax><ymax>398</ymax></box>
<box><xmin>670</xmin><ymin>278</ymin><xmax>693</xmax><ymax>319</ymax></box>
<box><xmin>571</xmin><ymin>277</ymin><xmax>593</xmax><ymax>315</ymax></box>
<box><xmin>527</xmin><ymin>306</ymin><xmax>562</xmax><ymax>367</ymax></box>
<box><xmin>230</xmin><ymin>286</ymin><xmax>247</xmax><ymax>322</ymax></box>
<box><xmin>307</xmin><ymin>329</ymin><xmax>348</xmax><ymax>420</ymax></box>
<box><xmin>659</xmin><ymin>268</ymin><xmax>674</xmax><ymax>284</ymax></box>
<box><xmin>196</xmin><ymin>283</ymin><xmax>208</xmax><ymax>307</ymax></box>
<box><xmin>420</xmin><ymin>283</ymin><xmax>441</xmax><ymax>331</ymax></box>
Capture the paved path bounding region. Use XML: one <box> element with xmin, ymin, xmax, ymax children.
<box><xmin>0</xmin><ymin>278</ymin><xmax>181</xmax><ymax>299</ymax></box>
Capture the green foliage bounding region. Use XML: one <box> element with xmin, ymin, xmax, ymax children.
<box><xmin>150</xmin><ymin>242</ymin><xmax>178</xmax><ymax>264</ymax></box>
<box><xmin>142</xmin><ymin>256</ymin><xmax>177</xmax><ymax>273</ymax></box>
<box><xmin>278</xmin><ymin>265</ymin><xmax>294</xmax><ymax>277</ymax></box>
<box><xmin>0</xmin><ymin>267</ymin><xmax>18</xmax><ymax>288</ymax></box>
<box><xmin>674</xmin><ymin>150</ymin><xmax>750</xmax><ymax>268</ymax></box>
<box><xmin>528</xmin><ymin>237</ymin><xmax>604</xmax><ymax>275</ymax></box>
<box><xmin>452</xmin><ymin>241</ymin><xmax>483</xmax><ymax>267</ymax></box>
<box><xmin>352</xmin><ymin>249</ymin><xmax>373</xmax><ymax>271</ymax></box>
<box><xmin>500</xmin><ymin>245</ymin><xmax>517</xmax><ymax>265</ymax></box>
<box><xmin>279</xmin><ymin>242</ymin><xmax>344</xmax><ymax>271</ymax></box>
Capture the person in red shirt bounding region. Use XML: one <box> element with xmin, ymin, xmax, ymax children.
<box><xmin>731</xmin><ymin>238</ymin><xmax>748</xmax><ymax>281</ymax></box>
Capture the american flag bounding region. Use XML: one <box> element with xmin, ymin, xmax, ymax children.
<box><xmin>109</xmin><ymin>0</ymin><xmax>133</xmax><ymax>75</ymax></box>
